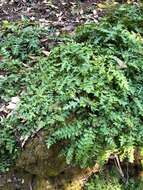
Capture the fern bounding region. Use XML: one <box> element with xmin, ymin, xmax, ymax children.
<box><xmin>1</xmin><ymin>4</ymin><xmax>143</xmax><ymax>171</ymax></box>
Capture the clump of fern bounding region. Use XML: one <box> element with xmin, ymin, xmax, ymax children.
<box><xmin>0</xmin><ymin>20</ymin><xmax>54</xmax><ymax>171</ymax></box>
<box><xmin>1</xmin><ymin>3</ymin><xmax>143</xmax><ymax>172</ymax></box>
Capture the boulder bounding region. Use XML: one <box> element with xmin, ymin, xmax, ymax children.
<box><xmin>0</xmin><ymin>131</ymin><xmax>99</xmax><ymax>190</ymax></box>
<box><xmin>16</xmin><ymin>131</ymin><xmax>67</xmax><ymax>177</ymax></box>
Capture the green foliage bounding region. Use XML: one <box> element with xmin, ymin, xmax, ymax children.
<box><xmin>1</xmin><ymin>3</ymin><xmax>143</xmax><ymax>172</ymax></box>
<box><xmin>0</xmin><ymin>20</ymin><xmax>45</xmax><ymax>100</ymax></box>
<box><xmin>85</xmin><ymin>169</ymin><xmax>143</xmax><ymax>190</ymax></box>
<box><xmin>1</xmin><ymin>21</ymin><xmax>41</xmax><ymax>61</ymax></box>
<box><xmin>0</xmin><ymin>124</ymin><xmax>18</xmax><ymax>172</ymax></box>
<box><xmin>85</xmin><ymin>170</ymin><xmax>123</xmax><ymax>190</ymax></box>
<box><xmin>0</xmin><ymin>20</ymin><xmax>54</xmax><ymax>171</ymax></box>
<box><xmin>45</xmin><ymin>3</ymin><xmax>143</xmax><ymax>167</ymax></box>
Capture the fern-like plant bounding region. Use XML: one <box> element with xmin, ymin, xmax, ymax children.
<box><xmin>1</xmin><ymin>3</ymin><xmax>143</xmax><ymax>171</ymax></box>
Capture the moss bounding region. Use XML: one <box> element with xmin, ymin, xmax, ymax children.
<box><xmin>34</xmin><ymin>178</ymin><xmax>55</xmax><ymax>190</ymax></box>
<box><xmin>16</xmin><ymin>132</ymin><xmax>67</xmax><ymax>177</ymax></box>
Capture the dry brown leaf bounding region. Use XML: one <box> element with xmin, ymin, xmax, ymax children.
<box><xmin>113</xmin><ymin>56</ymin><xmax>127</xmax><ymax>69</ymax></box>
<box><xmin>42</xmin><ymin>50</ymin><xmax>50</xmax><ymax>56</ymax></box>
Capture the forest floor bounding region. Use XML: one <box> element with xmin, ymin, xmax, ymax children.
<box><xmin>0</xmin><ymin>0</ymin><xmax>105</xmax><ymax>119</ymax></box>
<box><xmin>0</xmin><ymin>0</ymin><xmax>104</xmax><ymax>33</ymax></box>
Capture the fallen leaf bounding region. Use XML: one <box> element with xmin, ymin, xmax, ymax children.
<box><xmin>6</xmin><ymin>96</ymin><xmax>20</xmax><ymax>110</ymax></box>
<box><xmin>113</xmin><ymin>56</ymin><xmax>127</xmax><ymax>69</ymax></box>
<box><xmin>0</xmin><ymin>54</ymin><xmax>3</xmax><ymax>62</ymax></box>
<box><xmin>62</xmin><ymin>25</ymin><xmax>74</xmax><ymax>32</ymax></box>
<box><xmin>6</xmin><ymin>102</ymin><xmax>17</xmax><ymax>110</ymax></box>
<box><xmin>42</xmin><ymin>50</ymin><xmax>50</xmax><ymax>56</ymax></box>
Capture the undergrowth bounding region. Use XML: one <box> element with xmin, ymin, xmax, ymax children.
<box><xmin>85</xmin><ymin>167</ymin><xmax>143</xmax><ymax>190</ymax></box>
<box><xmin>0</xmin><ymin>20</ymin><xmax>62</xmax><ymax>171</ymax></box>
<box><xmin>0</xmin><ymin>4</ymin><xmax>143</xmax><ymax>185</ymax></box>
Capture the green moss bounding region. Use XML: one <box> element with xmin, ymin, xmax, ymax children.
<box><xmin>16</xmin><ymin>133</ymin><xmax>67</xmax><ymax>177</ymax></box>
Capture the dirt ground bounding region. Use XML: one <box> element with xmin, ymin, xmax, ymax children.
<box><xmin>0</xmin><ymin>0</ymin><xmax>104</xmax><ymax>32</ymax></box>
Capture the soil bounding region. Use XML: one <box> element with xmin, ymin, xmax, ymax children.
<box><xmin>0</xmin><ymin>0</ymin><xmax>103</xmax><ymax>32</ymax></box>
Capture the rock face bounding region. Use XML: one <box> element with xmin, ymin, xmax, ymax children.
<box><xmin>16</xmin><ymin>132</ymin><xmax>67</xmax><ymax>177</ymax></box>
<box><xmin>0</xmin><ymin>131</ymin><xmax>99</xmax><ymax>190</ymax></box>
<box><xmin>34</xmin><ymin>164</ymin><xmax>99</xmax><ymax>190</ymax></box>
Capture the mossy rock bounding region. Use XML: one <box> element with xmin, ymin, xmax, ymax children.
<box><xmin>33</xmin><ymin>178</ymin><xmax>55</xmax><ymax>190</ymax></box>
<box><xmin>33</xmin><ymin>164</ymin><xmax>99</xmax><ymax>190</ymax></box>
<box><xmin>16</xmin><ymin>131</ymin><xmax>67</xmax><ymax>177</ymax></box>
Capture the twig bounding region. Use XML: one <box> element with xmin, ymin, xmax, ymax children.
<box><xmin>126</xmin><ymin>162</ymin><xmax>129</xmax><ymax>185</ymax></box>
<box><xmin>29</xmin><ymin>182</ymin><xmax>33</xmax><ymax>190</ymax></box>
<box><xmin>114</xmin><ymin>154</ymin><xmax>126</xmax><ymax>183</ymax></box>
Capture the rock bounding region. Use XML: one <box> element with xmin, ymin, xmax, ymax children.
<box><xmin>33</xmin><ymin>164</ymin><xmax>99</xmax><ymax>190</ymax></box>
<box><xmin>60</xmin><ymin>165</ymin><xmax>99</xmax><ymax>190</ymax></box>
<box><xmin>0</xmin><ymin>130</ymin><xmax>99</xmax><ymax>190</ymax></box>
<box><xmin>34</xmin><ymin>178</ymin><xmax>55</xmax><ymax>190</ymax></box>
<box><xmin>16</xmin><ymin>131</ymin><xmax>67</xmax><ymax>177</ymax></box>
